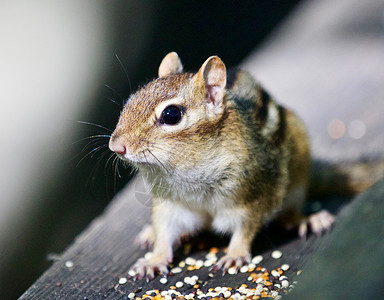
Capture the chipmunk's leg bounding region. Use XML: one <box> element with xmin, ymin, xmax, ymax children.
<box><xmin>213</xmin><ymin>207</ymin><xmax>261</xmax><ymax>273</ymax></box>
<box><xmin>130</xmin><ymin>199</ymin><xmax>204</xmax><ymax>280</ymax></box>
<box><xmin>281</xmin><ymin>184</ymin><xmax>335</xmax><ymax>238</ymax></box>
<box><xmin>135</xmin><ymin>224</ymin><xmax>154</xmax><ymax>249</ymax></box>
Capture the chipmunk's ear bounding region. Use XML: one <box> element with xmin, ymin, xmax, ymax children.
<box><xmin>196</xmin><ymin>56</ymin><xmax>227</xmax><ymax>111</ymax></box>
<box><xmin>158</xmin><ymin>52</ymin><xmax>183</xmax><ymax>77</ymax></box>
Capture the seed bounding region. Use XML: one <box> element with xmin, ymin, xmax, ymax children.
<box><xmin>118</xmin><ymin>277</ymin><xmax>127</xmax><ymax>285</ymax></box>
<box><xmin>64</xmin><ymin>260</ymin><xmax>74</xmax><ymax>268</ymax></box>
<box><xmin>251</xmin><ymin>255</ymin><xmax>263</xmax><ymax>264</ymax></box>
<box><xmin>204</xmin><ymin>260</ymin><xmax>213</xmax><ymax>267</ymax></box>
<box><xmin>228</xmin><ymin>267</ymin><xmax>237</xmax><ymax>275</ymax></box>
<box><xmin>271</xmin><ymin>250</ymin><xmax>282</xmax><ymax>259</ymax></box>
<box><xmin>264</xmin><ymin>281</ymin><xmax>272</xmax><ymax>286</ymax></box>
<box><xmin>185</xmin><ymin>257</ymin><xmax>196</xmax><ymax>265</ymax></box>
<box><xmin>224</xmin><ymin>291</ymin><xmax>231</xmax><ymax>298</ymax></box>
<box><xmin>128</xmin><ymin>269</ymin><xmax>136</xmax><ymax>277</ymax></box>
<box><xmin>196</xmin><ymin>260</ymin><xmax>204</xmax><ymax>267</ymax></box>
<box><xmin>281</xmin><ymin>264</ymin><xmax>290</xmax><ymax>271</ymax></box>
<box><xmin>240</xmin><ymin>266</ymin><xmax>249</xmax><ymax>273</ymax></box>
<box><xmin>170</xmin><ymin>267</ymin><xmax>182</xmax><ymax>274</ymax></box>
<box><xmin>179</xmin><ymin>261</ymin><xmax>186</xmax><ymax>268</ymax></box>
<box><xmin>270</xmin><ymin>291</ymin><xmax>279</xmax><ymax>297</ymax></box>
<box><xmin>175</xmin><ymin>281</ymin><xmax>183</xmax><ymax>288</ymax></box>
<box><xmin>128</xmin><ymin>293</ymin><xmax>135</xmax><ymax>299</ymax></box>
<box><xmin>271</xmin><ymin>270</ymin><xmax>280</xmax><ymax>277</ymax></box>
<box><xmin>160</xmin><ymin>277</ymin><xmax>168</xmax><ymax>284</ymax></box>
<box><xmin>281</xmin><ymin>280</ymin><xmax>289</xmax><ymax>288</ymax></box>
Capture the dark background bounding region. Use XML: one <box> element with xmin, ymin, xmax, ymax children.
<box><xmin>1</xmin><ymin>1</ymin><xmax>303</xmax><ymax>299</ymax></box>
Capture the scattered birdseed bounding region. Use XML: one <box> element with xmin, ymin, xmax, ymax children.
<box><xmin>170</xmin><ymin>267</ymin><xmax>182</xmax><ymax>274</ymax></box>
<box><xmin>178</xmin><ymin>261</ymin><xmax>186</xmax><ymax>268</ymax></box>
<box><xmin>128</xmin><ymin>269</ymin><xmax>137</xmax><ymax>277</ymax></box>
<box><xmin>203</xmin><ymin>260</ymin><xmax>213</xmax><ymax>267</ymax></box>
<box><xmin>297</xmin><ymin>270</ymin><xmax>302</xmax><ymax>276</ymax></box>
<box><xmin>195</xmin><ymin>259</ymin><xmax>204</xmax><ymax>268</ymax></box>
<box><xmin>118</xmin><ymin>247</ymin><xmax>295</xmax><ymax>299</ymax></box>
<box><xmin>281</xmin><ymin>264</ymin><xmax>290</xmax><ymax>271</ymax></box>
<box><xmin>64</xmin><ymin>260</ymin><xmax>74</xmax><ymax>268</ymax></box>
<box><xmin>185</xmin><ymin>257</ymin><xmax>196</xmax><ymax>265</ymax></box>
<box><xmin>271</xmin><ymin>250</ymin><xmax>282</xmax><ymax>259</ymax></box>
<box><xmin>251</xmin><ymin>255</ymin><xmax>263</xmax><ymax>264</ymax></box>
<box><xmin>281</xmin><ymin>279</ymin><xmax>289</xmax><ymax>288</ymax></box>
<box><xmin>240</xmin><ymin>265</ymin><xmax>249</xmax><ymax>273</ymax></box>
<box><xmin>271</xmin><ymin>270</ymin><xmax>280</xmax><ymax>277</ymax></box>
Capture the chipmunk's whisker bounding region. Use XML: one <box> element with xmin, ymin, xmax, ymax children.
<box><xmin>77</xmin><ymin>120</ymin><xmax>113</xmax><ymax>133</ymax></box>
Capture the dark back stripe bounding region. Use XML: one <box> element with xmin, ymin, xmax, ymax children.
<box><xmin>272</xmin><ymin>105</ymin><xmax>287</xmax><ymax>146</ymax></box>
<box><xmin>226</xmin><ymin>68</ymin><xmax>241</xmax><ymax>90</ymax></box>
<box><xmin>257</xmin><ymin>88</ymin><xmax>271</xmax><ymax>125</ymax></box>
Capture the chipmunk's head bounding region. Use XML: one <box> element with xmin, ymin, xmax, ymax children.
<box><xmin>109</xmin><ymin>52</ymin><xmax>227</xmax><ymax>171</ymax></box>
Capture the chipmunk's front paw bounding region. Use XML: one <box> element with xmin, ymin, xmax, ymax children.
<box><xmin>135</xmin><ymin>225</ymin><xmax>155</xmax><ymax>249</ymax></box>
<box><xmin>129</xmin><ymin>255</ymin><xmax>169</xmax><ymax>281</ymax></box>
<box><xmin>214</xmin><ymin>253</ymin><xmax>251</xmax><ymax>275</ymax></box>
<box><xmin>299</xmin><ymin>209</ymin><xmax>335</xmax><ymax>239</ymax></box>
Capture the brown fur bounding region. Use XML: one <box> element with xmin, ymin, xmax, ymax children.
<box><xmin>109</xmin><ymin>53</ymin><xmax>313</xmax><ymax>278</ymax></box>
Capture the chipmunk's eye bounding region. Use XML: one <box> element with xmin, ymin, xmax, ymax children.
<box><xmin>160</xmin><ymin>105</ymin><xmax>182</xmax><ymax>125</ymax></box>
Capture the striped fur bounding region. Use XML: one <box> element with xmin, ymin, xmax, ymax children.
<box><xmin>109</xmin><ymin>53</ymin><xmax>311</xmax><ymax>278</ymax></box>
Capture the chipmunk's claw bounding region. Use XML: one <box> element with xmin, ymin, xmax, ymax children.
<box><xmin>128</xmin><ymin>257</ymin><xmax>169</xmax><ymax>281</ymax></box>
<box><xmin>214</xmin><ymin>253</ymin><xmax>251</xmax><ymax>275</ymax></box>
<box><xmin>299</xmin><ymin>209</ymin><xmax>335</xmax><ymax>239</ymax></box>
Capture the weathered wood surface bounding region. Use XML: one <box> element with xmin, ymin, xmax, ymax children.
<box><xmin>20</xmin><ymin>0</ymin><xmax>384</xmax><ymax>298</ymax></box>
<box><xmin>285</xmin><ymin>178</ymin><xmax>384</xmax><ymax>299</ymax></box>
<box><xmin>20</xmin><ymin>175</ymin><xmax>321</xmax><ymax>300</ymax></box>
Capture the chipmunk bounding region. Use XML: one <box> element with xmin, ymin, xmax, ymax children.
<box><xmin>108</xmin><ymin>52</ymin><xmax>335</xmax><ymax>279</ymax></box>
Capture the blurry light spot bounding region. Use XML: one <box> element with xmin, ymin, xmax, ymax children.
<box><xmin>348</xmin><ymin>119</ymin><xmax>366</xmax><ymax>139</ymax></box>
<box><xmin>328</xmin><ymin>119</ymin><xmax>345</xmax><ymax>139</ymax></box>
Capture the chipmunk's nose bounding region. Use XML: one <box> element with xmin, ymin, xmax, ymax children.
<box><xmin>109</xmin><ymin>138</ymin><xmax>126</xmax><ymax>155</ymax></box>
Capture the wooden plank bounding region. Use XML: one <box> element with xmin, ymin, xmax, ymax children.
<box><xmin>19</xmin><ymin>176</ymin><xmax>323</xmax><ymax>299</ymax></box>
<box><xmin>285</xmin><ymin>178</ymin><xmax>384</xmax><ymax>299</ymax></box>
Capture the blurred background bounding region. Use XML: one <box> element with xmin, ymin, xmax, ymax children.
<box><xmin>0</xmin><ymin>1</ymin><xmax>302</xmax><ymax>298</ymax></box>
